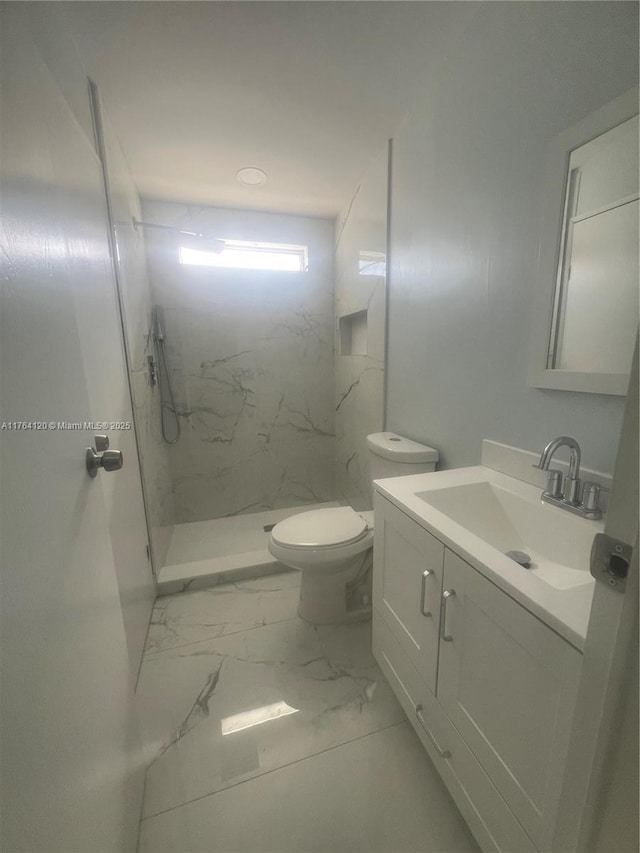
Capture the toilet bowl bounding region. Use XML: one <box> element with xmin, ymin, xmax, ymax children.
<box><xmin>268</xmin><ymin>507</ymin><xmax>374</xmax><ymax>624</ymax></box>
<box><xmin>268</xmin><ymin>432</ymin><xmax>439</xmax><ymax>625</ymax></box>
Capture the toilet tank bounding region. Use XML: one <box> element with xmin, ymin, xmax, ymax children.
<box><xmin>366</xmin><ymin>432</ymin><xmax>439</xmax><ymax>486</ymax></box>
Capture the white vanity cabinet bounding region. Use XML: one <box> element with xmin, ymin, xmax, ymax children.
<box><xmin>372</xmin><ymin>493</ymin><xmax>444</xmax><ymax>693</ymax></box>
<box><xmin>438</xmin><ymin>549</ymin><xmax>583</xmax><ymax>851</ymax></box>
<box><xmin>373</xmin><ymin>493</ymin><xmax>583</xmax><ymax>853</ymax></box>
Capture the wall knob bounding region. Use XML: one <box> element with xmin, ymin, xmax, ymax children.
<box><xmin>101</xmin><ymin>449</ymin><xmax>124</xmax><ymax>472</ymax></box>
<box><xmin>86</xmin><ymin>440</ymin><xmax>124</xmax><ymax>477</ymax></box>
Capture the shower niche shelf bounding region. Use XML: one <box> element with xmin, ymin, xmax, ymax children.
<box><xmin>339</xmin><ymin>309</ymin><xmax>368</xmax><ymax>356</ymax></box>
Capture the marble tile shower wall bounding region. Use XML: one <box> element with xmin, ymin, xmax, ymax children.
<box><xmin>334</xmin><ymin>151</ymin><xmax>388</xmax><ymax>510</ymax></box>
<box><xmin>103</xmin><ymin>119</ymin><xmax>175</xmax><ymax>568</ymax></box>
<box><xmin>142</xmin><ymin>202</ymin><xmax>336</xmax><ymax>524</ymax></box>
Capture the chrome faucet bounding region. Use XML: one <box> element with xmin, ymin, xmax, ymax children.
<box><xmin>538</xmin><ymin>436</ymin><xmax>581</xmax><ymax>503</ymax></box>
<box><xmin>536</xmin><ymin>436</ymin><xmax>602</xmax><ymax>519</ymax></box>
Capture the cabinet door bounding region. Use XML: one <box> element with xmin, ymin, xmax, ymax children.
<box><xmin>373</xmin><ymin>493</ymin><xmax>443</xmax><ymax>694</ymax></box>
<box><xmin>438</xmin><ymin>550</ymin><xmax>582</xmax><ymax>850</ymax></box>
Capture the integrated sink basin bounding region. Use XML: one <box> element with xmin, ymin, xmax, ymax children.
<box><xmin>373</xmin><ymin>464</ymin><xmax>605</xmax><ymax>649</ymax></box>
<box><xmin>416</xmin><ymin>480</ymin><xmax>594</xmax><ymax>590</ymax></box>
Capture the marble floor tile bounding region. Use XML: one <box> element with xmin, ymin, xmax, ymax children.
<box><xmin>137</xmin><ymin>615</ymin><xmax>404</xmax><ymax>818</ymax></box>
<box><xmin>138</xmin><ymin>722</ymin><xmax>480</xmax><ymax>853</ymax></box>
<box><xmin>145</xmin><ymin>572</ymin><xmax>302</xmax><ymax>653</ymax></box>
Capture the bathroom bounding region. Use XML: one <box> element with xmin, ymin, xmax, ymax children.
<box><xmin>1</xmin><ymin>2</ymin><xmax>638</xmax><ymax>852</ymax></box>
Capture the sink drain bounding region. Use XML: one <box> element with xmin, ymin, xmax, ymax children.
<box><xmin>505</xmin><ymin>550</ymin><xmax>531</xmax><ymax>569</ymax></box>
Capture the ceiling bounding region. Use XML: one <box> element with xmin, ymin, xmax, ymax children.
<box><xmin>64</xmin><ymin>1</ymin><xmax>472</xmax><ymax>219</ymax></box>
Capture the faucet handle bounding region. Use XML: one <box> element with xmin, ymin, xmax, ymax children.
<box><xmin>545</xmin><ymin>469</ymin><xmax>563</xmax><ymax>498</ymax></box>
<box><xmin>564</xmin><ymin>476</ymin><xmax>582</xmax><ymax>505</ymax></box>
<box><xmin>582</xmin><ymin>481</ymin><xmax>601</xmax><ymax>513</ymax></box>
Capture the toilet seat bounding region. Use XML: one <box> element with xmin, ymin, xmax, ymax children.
<box><xmin>271</xmin><ymin>507</ymin><xmax>369</xmax><ymax>550</ymax></box>
<box><xmin>268</xmin><ymin>506</ymin><xmax>375</xmax><ymax>622</ymax></box>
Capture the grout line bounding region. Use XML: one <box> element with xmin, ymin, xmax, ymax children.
<box><xmin>157</xmin><ymin>568</ymin><xmax>297</xmax><ymax>595</ymax></box>
<box><xmin>140</xmin><ymin>721</ymin><xmax>407</xmax><ymax>822</ymax></box>
<box><xmin>155</xmin><ymin>564</ymin><xmax>299</xmax><ymax>596</ymax></box>
<box><xmin>141</xmin><ymin>611</ymin><xmax>302</xmax><ymax>659</ymax></box>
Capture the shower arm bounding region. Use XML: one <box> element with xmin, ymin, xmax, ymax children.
<box><xmin>132</xmin><ymin>218</ymin><xmax>225</xmax><ymax>252</ymax></box>
<box><xmin>132</xmin><ymin>217</ymin><xmax>204</xmax><ymax>239</ymax></box>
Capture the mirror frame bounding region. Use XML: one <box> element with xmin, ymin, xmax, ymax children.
<box><xmin>528</xmin><ymin>87</ymin><xmax>639</xmax><ymax>396</ymax></box>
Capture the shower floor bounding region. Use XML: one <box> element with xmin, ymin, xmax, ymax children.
<box><xmin>157</xmin><ymin>502</ymin><xmax>340</xmax><ymax>595</ymax></box>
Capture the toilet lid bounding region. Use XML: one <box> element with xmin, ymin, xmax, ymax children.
<box><xmin>271</xmin><ymin>507</ymin><xmax>368</xmax><ymax>549</ymax></box>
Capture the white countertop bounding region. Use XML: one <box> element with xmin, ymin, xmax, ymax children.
<box><xmin>374</xmin><ymin>466</ymin><xmax>604</xmax><ymax>651</ymax></box>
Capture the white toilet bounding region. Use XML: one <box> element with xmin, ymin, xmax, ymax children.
<box><xmin>268</xmin><ymin>432</ymin><xmax>439</xmax><ymax>624</ymax></box>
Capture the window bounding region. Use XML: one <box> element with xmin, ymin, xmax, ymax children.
<box><xmin>179</xmin><ymin>240</ymin><xmax>308</xmax><ymax>272</ymax></box>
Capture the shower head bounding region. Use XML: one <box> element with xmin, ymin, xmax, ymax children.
<box><xmin>133</xmin><ymin>218</ymin><xmax>225</xmax><ymax>253</ymax></box>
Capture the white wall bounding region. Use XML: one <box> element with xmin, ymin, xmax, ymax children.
<box><xmin>143</xmin><ymin>201</ymin><xmax>336</xmax><ymax>525</ymax></box>
<box><xmin>387</xmin><ymin>2</ymin><xmax>638</xmax><ymax>474</ymax></box>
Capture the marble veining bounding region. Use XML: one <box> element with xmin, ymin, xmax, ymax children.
<box><xmin>143</xmin><ymin>200</ymin><xmax>337</xmax><ymax>525</ymax></box>
<box><xmin>137</xmin><ymin>574</ymin><xmax>479</xmax><ymax>853</ymax></box>
<box><xmin>335</xmin><ymin>366</ymin><xmax>382</xmax><ymax>412</ymax></box>
<box><xmin>148</xmin><ymin>659</ymin><xmax>226</xmax><ymax>771</ymax></box>
<box><xmin>146</xmin><ymin>572</ymin><xmax>302</xmax><ymax>652</ymax></box>
<box><xmin>136</xmin><ymin>573</ymin><xmax>404</xmax><ymax>819</ymax></box>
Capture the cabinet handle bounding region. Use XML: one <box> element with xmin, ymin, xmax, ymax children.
<box><xmin>420</xmin><ymin>569</ymin><xmax>434</xmax><ymax>617</ymax></box>
<box><xmin>441</xmin><ymin>588</ymin><xmax>456</xmax><ymax>641</ymax></box>
<box><xmin>415</xmin><ymin>704</ymin><xmax>452</xmax><ymax>759</ymax></box>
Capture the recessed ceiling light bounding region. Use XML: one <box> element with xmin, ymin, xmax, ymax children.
<box><xmin>236</xmin><ymin>167</ymin><xmax>268</xmax><ymax>186</ymax></box>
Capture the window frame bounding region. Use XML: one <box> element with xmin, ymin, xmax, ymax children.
<box><xmin>179</xmin><ymin>239</ymin><xmax>309</xmax><ymax>273</ymax></box>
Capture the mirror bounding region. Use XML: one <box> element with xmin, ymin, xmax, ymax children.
<box><xmin>529</xmin><ymin>88</ymin><xmax>639</xmax><ymax>395</ymax></box>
